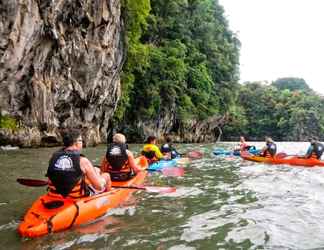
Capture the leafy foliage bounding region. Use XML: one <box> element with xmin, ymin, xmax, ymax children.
<box><xmin>223</xmin><ymin>81</ymin><xmax>324</xmax><ymax>141</ymax></box>
<box><xmin>115</xmin><ymin>0</ymin><xmax>240</xmax><ymax>134</ymax></box>
<box><xmin>0</xmin><ymin>114</ymin><xmax>17</xmax><ymax>130</ymax></box>
<box><xmin>117</xmin><ymin>1</ymin><xmax>323</xmax><ymax>142</ymax></box>
<box><xmin>272</xmin><ymin>77</ymin><xmax>312</xmax><ymax>92</ymax></box>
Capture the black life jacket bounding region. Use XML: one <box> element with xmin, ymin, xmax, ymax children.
<box><xmin>46</xmin><ymin>149</ymin><xmax>83</xmax><ymax>197</ymax></box>
<box><xmin>161</xmin><ymin>143</ymin><xmax>171</xmax><ymax>153</ymax></box>
<box><xmin>161</xmin><ymin>143</ymin><xmax>179</xmax><ymax>159</ymax></box>
<box><xmin>141</xmin><ymin>150</ymin><xmax>156</xmax><ymax>159</ymax></box>
<box><xmin>312</xmin><ymin>142</ymin><xmax>324</xmax><ymax>159</ymax></box>
<box><xmin>106</xmin><ymin>143</ymin><xmax>128</xmax><ymax>170</ymax></box>
<box><xmin>266</xmin><ymin>142</ymin><xmax>277</xmax><ymax>157</ymax></box>
<box><xmin>171</xmin><ymin>150</ymin><xmax>179</xmax><ymax>159</ymax></box>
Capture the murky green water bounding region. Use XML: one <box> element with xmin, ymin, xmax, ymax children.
<box><xmin>1</xmin><ymin>142</ymin><xmax>324</xmax><ymax>250</ymax></box>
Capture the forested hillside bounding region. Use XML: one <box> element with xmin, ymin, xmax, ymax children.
<box><xmin>0</xmin><ymin>0</ymin><xmax>323</xmax><ymax>146</ymax></box>
<box><xmin>116</xmin><ymin>1</ymin><xmax>324</xmax><ymax>142</ymax></box>
<box><xmin>222</xmin><ymin>78</ymin><xmax>324</xmax><ymax>141</ymax></box>
<box><xmin>112</xmin><ymin>0</ymin><xmax>240</xmax><ymax>142</ymax></box>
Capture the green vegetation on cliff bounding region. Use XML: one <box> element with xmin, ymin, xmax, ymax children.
<box><xmin>223</xmin><ymin>79</ymin><xmax>324</xmax><ymax>141</ymax></box>
<box><xmin>0</xmin><ymin>114</ymin><xmax>17</xmax><ymax>130</ymax></box>
<box><xmin>272</xmin><ymin>77</ymin><xmax>312</xmax><ymax>92</ymax></box>
<box><xmin>118</xmin><ymin>1</ymin><xmax>324</xmax><ymax>141</ymax></box>
<box><xmin>116</xmin><ymin>0</ymin><xmax>240</xmax><ymax>140</ymax></box>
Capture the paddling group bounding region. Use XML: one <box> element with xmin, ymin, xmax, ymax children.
<box><xmin>47</xmin><ymin>129</ymin><xmax>185</xmax><ymax>199</ymax></box>
<box><xmin>45</xmin><ymin>128</ymin><xmax>324</xmax><ymax>199</ymax></box>
<box><xmin>235</xmin><ymin>136</ymin><xmax>324</xmax><ymax>160</ymax></box>
<box><xmin>18</xmin><ymin>128</ymin><xmax>323</xmax><ymax>238</ymax></box>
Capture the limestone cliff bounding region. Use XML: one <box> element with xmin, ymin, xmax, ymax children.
<box><xmin>0</xmin><ymin>0</ymin><xmax>123</xmax><ymax>147</ymax></box>
<box><xmin>118</xmin><ymin>112</ymin><xmax>228</xmax><ymax>143</ymax></box>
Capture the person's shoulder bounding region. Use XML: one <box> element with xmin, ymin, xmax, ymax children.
<box><xmin>126</xmin><ymin>149</ymin><xmax>134</xmax><ymax>157</ymax></box>
<box><xmin>80</xmin><ymin>156</ymin><xmax>92</xmax><ymax>166</ymax></box>
<box><xmin>151</xmin><ymin>144</ymin><xmax>160</xmax><ymax>150</ymax></box>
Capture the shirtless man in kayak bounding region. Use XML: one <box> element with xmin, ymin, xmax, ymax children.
<box><xmin>46</xmin><ymin>128</ymin><xmax>111</xmax><ymax>197</ymax></box>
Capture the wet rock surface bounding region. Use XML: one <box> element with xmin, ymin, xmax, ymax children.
<box><xmin>0</xmin><ymin>0</ymin><xmax>123</xmax><ymax>147</ymax></box>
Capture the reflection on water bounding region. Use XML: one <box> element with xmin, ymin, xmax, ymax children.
<box><xmin>1</xmin><ymin>142</ymin><xmax>324</xmax><ymax>249</ymax></box>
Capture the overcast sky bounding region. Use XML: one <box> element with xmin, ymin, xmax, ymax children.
<box><xmin>219</xmin><ymin>0</ymin><xmax>324</xmax><ymax>95</ymax></box>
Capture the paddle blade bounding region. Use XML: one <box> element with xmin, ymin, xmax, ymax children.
<box><xmin>276</xmin><ymin>152</ymin><xmax>288</xmax><ymax>159</ymax></box>
<box><xmin>17</xmin><ymin>178</ymin><xmax>48</xmax><ymax>187</ymax></box>
<box><xmin>143</xmin><ymin>186</ymin><xmax>176</xmax><ymax>194</ymax></box>
<box><xmin>160</xmin><ymin>167</ymin><xmax>185</xmax><ymax>177</ymax></box>
<box><xmin>187</xmin><ymin>151</ymin><xmax>203</xmax><ymax>159</ymax></box>
<box><xmin>224</xmin><ymin>156</ymin><xmax>236</xmax><ymax>161</ymax></box>
<box><xmin>176</xmin><ymin>158</ymin><xmax>190</xmax><ymax>165</ymax></box>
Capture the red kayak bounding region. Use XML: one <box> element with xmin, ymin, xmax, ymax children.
<box><xmin>241</xmin><ymin>151</ymin><xmax>324</xmax><ymax>167</ymax></box>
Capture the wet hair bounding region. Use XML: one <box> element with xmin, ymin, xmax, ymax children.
<box><xmin>309</xmin><ymin>137</ymin><xmax>318</xmax><ymax>143</ymax></box>
<box><xmin>146</xmin><ymin>136</ymin><xmax>157</xmax><ymax>144</ymax></box>
<box><xmin>113</xmin><ymin>133</ymin><xmax>126</xmax><ymax>144</ymax></box>
<box><xmin>62</xmin><ymin>128</ymin><xmax>81</xmax><ymax>147</ymax></box>
<box><xmin>265</xmin><ymin>136</ymin><xmax>273</xmax><ymax>143</ymax></box>
<box><xmin>165</xmin><ymin>135</ymin><xmax>172</xmax><ymax>143</ymax></box>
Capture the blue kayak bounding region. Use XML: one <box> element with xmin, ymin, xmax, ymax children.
<box><xmin>147</xmin><ymin>157</ymin><xmax>192</xmax><ymax>171</ymax></box>
<box><xmin>148</xmin><ymin>159</ymin><xmax>178</xmax><ymax>171</ymax></box>
<box><xmin>213</xmin><ymin>148</ymin><xmax>260</xmax><ymax>156</ymax></box>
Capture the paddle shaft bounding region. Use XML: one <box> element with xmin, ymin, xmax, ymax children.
<box><xmin>16</xmin><ymin>178</ymin><xmax>175</xmax><ymax>193</ymax></box>
<box><xmin>111</xmin><ymin>185</ymin><xmax>145</xmax><ymax>190</ymax></box>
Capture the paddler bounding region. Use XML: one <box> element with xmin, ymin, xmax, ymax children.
<box><xmin>46</xmin><ymin>128</ymin><xmax>111</xmax><ymax>198</ymax></box>
<box><xmin>302</xmin><ymin>138</ymin><xmax>324</xmax><ymax>159</ymax></box>
<box><xmin>142</xmin><ymin>135</ymin><xmax>168</xmax><ymax>163</ymax></box>
<box><xmin>101</xmin><ymin>133</ymin><xmax>142</xmax><ymax>181</ymax></box>
<box><xmin>160</xmin><ymin>134</ymin><xmax>180</xmax><ymax>159</ymax></box>
<box><xmin>259</xmin><ymin>136</ymin><xmax>277</xmax><ymax>157</ymax></box>
<box><xmin>234</xmin><ymin>136</ymin><xmax>255</xmax><ymax>153</ymax></box>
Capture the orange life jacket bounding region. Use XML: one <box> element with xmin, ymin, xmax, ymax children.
<box><xmin>101</xmin><ymin>157</ymin><xmax>131</xmax><ymax>173</ymax></box>
<box><xmin>48</xmin><ymin>176</ymin><xmax>90</xmax><ymax>198</ymax></box>
<box><xmin>101</xmin><ymin>157</ymin><xmax>133</xmax><ymax>181</ymax></box>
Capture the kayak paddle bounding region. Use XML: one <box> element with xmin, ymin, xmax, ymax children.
<box><xmin>157</xmin><ymin>167</ymin><xmax>185</xmax><ymax>177</ymax></box>
<box><xmin>183</xmin><ymin>150</ymin><xmax>203</xmax><ymax>159</ymax></box>
<box><xmin>17</xmin><ymin>178</ymin><xmax>48</xmax><ymax>186</ymax></box>
<box><xmin>16</xmin><ymin>178</ymin><xmax>176</xmax><ymax>193</ymax></box>
<box><xmin>275</xmin><ymin>152</ymin><xmax>299</xmax><ymax>159</ymax></box>
<box><xmin>94</xmin><ymin>164</ymin><xmax>184</xmax><ymax>177</ymax></box>
<box><xmin>111</xmin><ymin>185</ymin><xmax>176</xmax><ymax>193</ymax></box>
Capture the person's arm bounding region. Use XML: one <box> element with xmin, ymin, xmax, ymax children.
<box><xmin>127</xmin><ymin>150</ymin><xmax>142</xmax><ymax>173</ymax></box>
<box><xmin>153</xmin><ymin>145</ymin><xmax>164</xmax><ymax>159</ymax></box>
<box><xmin>304</xmin><ymin>146</ymin><xmax>313</xmax><ymax>159</ymax></box>
<box><xmin>80</xmin><ymin>157</ymin><xmax>110</xmax><ymax>191</ymax></box>
<box><xmin>259</xmin><ymin>145</ymin><xmax>267</xmax><ymax>156</ymax></box>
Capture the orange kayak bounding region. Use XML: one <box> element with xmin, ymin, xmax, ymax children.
<box><xmin>241</xmin><ymin>151</ymin><xmax>324</xmax><ymax>167</ymax></box>
<box><xmin>18</xmin><ymin>156</ymin><xmax>148</xmax><ymax>238</ymax></box>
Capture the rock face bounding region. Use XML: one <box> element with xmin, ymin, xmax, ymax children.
<box><xmin>120</xmin><ymin>112</ymin><xmax>228</xmax><ymax>143</ymax></box>
<box><xmin>0</xmin><ymin>0</ymin><xmax>123</xmax><ymax>147</ymax></box>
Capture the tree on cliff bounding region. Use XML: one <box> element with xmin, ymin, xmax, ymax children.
<box><xmin>116</xmin><ymin>0</ymin><xmax>240</xmax><ymax>142</ymax></box>
<box><xmin>272</xmin><ymin>77</ymin><xmax>312</xmax><ymax>92</ymax></box>
<box><xmin>222</xmin><ymin>81</ymin><xmax>324</xmax><ymax>141</ymax></box>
